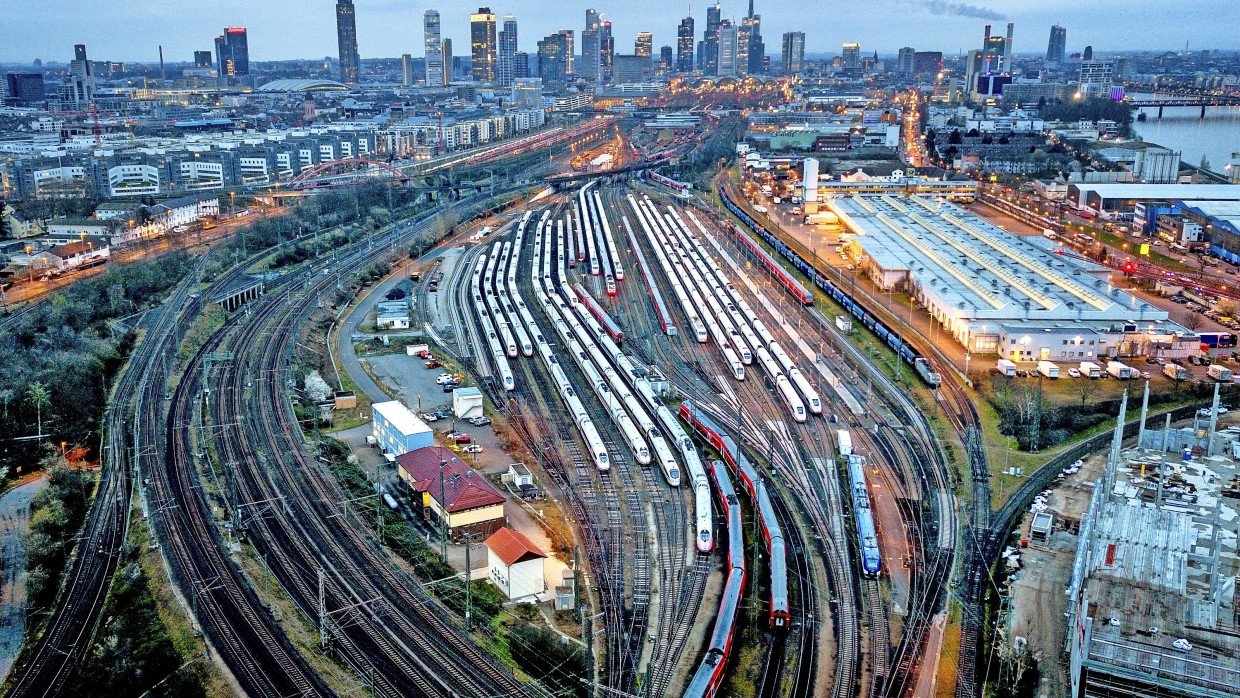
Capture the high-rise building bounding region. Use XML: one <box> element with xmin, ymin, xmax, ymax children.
<box><xmin>561</xmin><ymin>29</ymin><xmax>575</xmax><ymax>75</ymax></box>
<box><xmin>897</xmin><ymin>47</ymin><xmax>915</xmax><ymax>75</ymax></box>
<box><xmin>424</xmin><ymin>10</ymin><xmax>445</xmax><ymax>86</ymax></box>
<box><xmin>1047</xmin><ymin>25</ymin><xmax>1067</xmax><ymax>64</ymax></box>
<box><xmin>841</xmin><ymin>42</ymin><xmax>861</xmax><ymax>69</ymax></box>
<box><xmin>1079</xmin><ymin>59</ymin><xmax>1114</xmax><ymax>97</ymax></box>
<box><xmin>214</xmin><ymin>28</ymin><xmax>249</xmax><ymax>82</ymax></box>
<box><xmin>912</xmin><ymin>51</ymin><xmax>942</xmax><ymax>77</ymax></box>
<box><xmin>336</xmin><ymin>0</ymin><xmax>360</xmax><ymax>84</ymax></box>
<box><xmin>717</xmin><ymin>20</ymin><xmax>738</xmax><ymax>77</ymax></box>
<box><xmin>514</xmin><ymin>52</ymin><xmax>530</xmax><ymax>78</ymax></box>
<box><xmin>742</xmin><ymin>0</ymin><xmax>763</xmax><ymax>75</ymax></box>
<box><xmin>781</xmin><ymin>32</ymin><xmax>804</xmax><ymax>75</ymax></box>
<box><xmin>402</xmin><ymin>54</ymin><xmax>414</xmax><ymax>86</ymax></box>
<box><xmin>613</xmin><ymin>54</ymin><xmax>649</xmax><ymax>84</ymax></box>
<box><xmin>702</xmin><ymin>3</ymin><xmax>721</xmax><ymax>75</ymax></box>
<box><xmin>981</xmin><ymin>23</ymin><xmax>1013</xmax><ymax>73</ymax></box>
<box><xmin>1082</xmin><ymin>45</ymin><xmax>1093</xmax><ymax>61</ymax></box>
<box><xmin>193</xmin><ymin>50</ymin><xmax>213</xmax><ymax>68</ymax></box>
<box><xmin>537</xmin><ymin>32</ymin><xmax>568</xmax><ymax>83</ymax></box>
<box><xmin>582</xmin><ymin>9</ymin><xmax>601</xmax><ymax>81</ymax></box>
<box><xmin>471</xmin><ymin>7</ymin><xmax>497</xmax><ymax>82</ymax></box>
<box><xmin>5</xmin><ymin>73</ymin><xmax>45</xmax><ymax>107</ymax></box>
<box><xmin>659</xmin><ymin>46</ymin><xmax>673</xmax><ymax>74</ymax></box>
<box><xmin>65</xmin><ymin>43</ymin><xmax>94</xmax><ymax>106</ymax></box>
<box><xmin>736</xmin><ymin>21</ymin><xmax>751</xmax><ymax>76</ymax></box>
<box><xmin>635</xmin><ymin>32</ymin><xmax>653</xmax><ymax>59</ymax></box>
<box><xmin>677</xmin><ymin>16</ymin><xmax>695</xmax><ymax>73</ymax></box>
<box><xmin>600</xmin><ymin>21</ymin><xmax>614</xmax><ymax>82</ymax></box>
<box><xmin>443</xmin><ymin>38</ymin><xmax>454</xmax><ymax>81</ymax></box>
<box><xmin>498</xmin><ymin>15</ymin><xmax>518</xmax><ymax>86</ymax></box>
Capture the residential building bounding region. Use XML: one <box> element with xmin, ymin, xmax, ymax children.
<box><xmin>702</xmin><ymin>2</ymin><xmax>721</xmax><ymax>75</ymax></box>
<box><xmin>717</xmin><ymin>21</ymin><xmax>738</xmax><ymax>77</ymax></box>
<box><xmin>677</xmin><ymin>16</ymin><xmax>695</xmax><ymax>73</ymax></box>
<box><xmin>1080</xmin><ymin>59</ymin><xmax>1115</xmax><ymax>97</ymax></box>
<box><xmin>897</xmin><ymin>47</ymin><xmax>915</xmax><ymax>75</ymax></box>
<box><xmin>371</xmin><ymin>400</ymin><xmax>433</xmax><ymax>460</ymax></box>
<box><xmin>471</xmin><ymin>7</ymin><xmax>497</xmax><ymax>82</ymax></box>
<box><xmin>214</xmin><ymin>28</ymin><xmax>249</xmax><ymax>83</ymax></box>
<box><xmin>497</xmin><ymin>15</ymin><xmax>518</xmax><ymax>87</ymax></box>
<box><xmin>1046</xmin><ymin>24</ymin><xmax>1067</xmax><ymax>64</ymax></box>
<box><xmin>424</xmin><ymin>10</ymin><xmax>445</xmax><ymax>86</ymax></box>
<box><xmin>396</xmin><ymin>447</ymin><xmax>506</xmax><ymax>539</ymax></box>
<box><xmin>336</xmin><ymin>0</ymin><xmax>360</xmax><ymax>84</ymax></box>
<box><xmin>485</xmin><ymin>527</ymin><xmax>547</xmax><ymax>601</ymax></box>
<box><xmin>782</xmin><ymin>32</ymin><xmax>804</xmax><ymax>75</ymax></box>
<box><xmin>635</xmin><ymin>31</ymin><xmax>652</xmax><ymax>59</ymax></box>
<box><xmin>38</xmin><ymin>239</ymin><xmax>110</xmax><ymax>272</ymax></box>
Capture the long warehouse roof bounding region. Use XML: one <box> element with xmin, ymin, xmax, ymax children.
<box><xmin>829</xmin><ymin>195</ymin><xmax>1170</xmax><ymax>324</ymax></box>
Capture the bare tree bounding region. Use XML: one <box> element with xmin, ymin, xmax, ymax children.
<box><xmin>1183</xmin><ymin>311</ymin><xmax>1206</xmax><ymax>332</ymax></box>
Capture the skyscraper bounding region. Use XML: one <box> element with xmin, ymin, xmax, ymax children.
<box><xmin>471</xmin><ymin>7</ymin><xmax>497</xmax><ymax>82</ymax></box>
<box><xmin>336</xmin><ymin>0</ymin><xmax>360</xmax><ymax>84</ymax></box>
<box><xmin>600</xmin><ymin>21</ymin><xmax>614</xmax><ymax>82</ymax></box>
<box><xmin>1047</xmin><ymin>25</ymin><xmax>1067</xmax><ymax>64</ymax></box>
<box><xmin>582</xmin><ymin>9</ymin><xmax>601</xmax><ymax>81</ymax></box>
<box><xmin>561</xmin><ymin>30</ymin><xmax>575</xmax><ymax>75</ymax></box>
<box><xmin>702</xmin><ymin>3</ymin><xmax>721</xmax><ymax>75</ymax></box>
<box><xmin>677</xmin><ymin>16</ymin><xmax>695</xmax><ymax>73</ymax></box>
<box><xmin>717</xmin><ymin>20</ymin><xmax>738</xmax><ymax>77</ymax></box>
<box><xmin>442</xmin><ymin>39</ymin><xmax>453</xmax><ymax>81</ymax></box>
<box><xmin>841</xmin><ymin>42</ymin><xmax>861</xmax><ymax>69</ymax></box>
<box><xmin>781</xmin><ymin>32</ymin><xmax>804</xmax><ymax>75</ymax></box>
<box><xmin>498</xmin><ymin>15</ymin><xmax>518</xmax><ymax>86</ymax></box>
<box><xmin>635</xmin><ymin>32</ymin><xmax>653</xmax><ymax>59</ymax></box>
<box><xmin>424</xmin><ymin>10</ymin><xmax>445</xmax><ymax>86</ymax></box>
<box><xmin>897</xmin><ymin>47</ymin><xmax>915</xmax><ymax>75</ymax></box>
<box><xmin>659</xmin><ymin>46</ymin><xmax>674</xmax><ymax>74</ymax></box>
<box><xmin>742</xmin><ymin>0</ymin><xmax>763</xmax><ymax>75</ymax></box>
<box><xmin>737</xmin><ymin>20</ymin><xmax>751</xmax><ymax>76</ymax></box>
<box><xmin>537</xmin><ymin>32</ymin><xmax>568</xmax><ymax>82</ymax></box>
<box><xmin>402</xmin><ymin>54</ymin><xmax>414</xmax><ymax>86</ymax></box>
<box><xmin>214</xmin><ymin>28</ymin><xmax>249</xmax><ymax>83</ymax></box>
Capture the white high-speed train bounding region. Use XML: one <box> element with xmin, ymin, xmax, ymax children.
<box><xmin>470</xmin><ymin>254</ymin><xmax>515</xmax><ymax>391</ymax></box>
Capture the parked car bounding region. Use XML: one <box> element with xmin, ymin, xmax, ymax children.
<box><xmin>449</xmin><ymin>433</ymin><xmax>471</xmax><ymax>444</ymax></box>
<box><xmin>1030</xmin><ymin>369</ymin><xmax>1041</xmax><ymax>378</ymax></box>
<box><xmin>468</xmin><ymin>416</ymin><xmax>492</xmax><ymax>426</ymax></box>
<box><xmin>421</xmin><ymin>412</ymin><xmax>440</xmax><ymax>422</ymax></box>
<box><xmin>1141</xmin><ymin>371</ymin><xmax>1151</xmax><ymax>379</ymax></box>
<box><xmin>462</xmin><ymin>444</ymin><xmax>483</xmax><ymax>453</ymax></box>
<box><xmin>416</xmin><ymin>349</ymin><xmax>433</xmax><ymax>359</ymax></box>
<box><xmin>425</xmin><ymin>360</ymin><xmax>443</xmax><ymax>369</ymax></box>
<box><xmin>1068</xmin><ymin>368</ymin><xmax>1081</xmax><ymax>378</ymax></box>
<box><xmin>435</xmin><ymin>373</ymin><xmax>455</xmax><ymax>385</ymax></box>
<box><xmin>1016</xmin><ymin>370</ymin><xmax>1028</xmax><ymax>378</ymax></box>
<box><xmin>442</xmin><ymin>382</ymin><xmax>459</xmax><ymax>392</ymax></box>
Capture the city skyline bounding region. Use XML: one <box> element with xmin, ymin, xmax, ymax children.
<box><xmin>3</xmin><ymin>0</ymin><xmax>1236</xmax><ymax>65</ymax></box>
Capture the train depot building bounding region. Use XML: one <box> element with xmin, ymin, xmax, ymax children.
<box><xmin>484</xmin><ymin>527</ymin><xmax>548</xmax><ymax>602</ymax></box>
<box><xmin>395</xmin><ymin>446</ymin><xmax>506</xmax><ymax>540</ymax></box>
<box><xmin>826</xmin><ymin>195</ymin><xmax>1188</xmax><ymax>359</ymax></box>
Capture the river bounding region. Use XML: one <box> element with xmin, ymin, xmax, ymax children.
<box><xmin>1130</xmin><ymin>94</ymin><xmax>1240</xmax><ymax>176</ymax></box>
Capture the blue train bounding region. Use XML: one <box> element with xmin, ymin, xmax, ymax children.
<box><xmin>846</xmin><ymin>453</ymin><xmax>882</xmax><ymax>576</ymax></box>
<box><xmin>718</xmin><ymin>187</ymin><xmax>941</xmax><ymax>388</ymax></box>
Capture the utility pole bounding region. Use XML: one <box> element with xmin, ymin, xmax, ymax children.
<box><xmin>463</xmin><ymin>531</ymin><xmax>480</xmax><ymax>628</ymax></box>
<box><xmin>318</xmin><ymin>566</ymin><xmax>327</xmax><ymax>649</ymax></box>
<box><xmin>439</xmin><ymin>459</ymin><xmax>449</xmax><ymax>563</ymax></box>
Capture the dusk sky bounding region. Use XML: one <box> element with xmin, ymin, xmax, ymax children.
<box><xmin>3</xmin><ymin>1</ymin><xmax>1235</xmax><ymax>65</ymax></box>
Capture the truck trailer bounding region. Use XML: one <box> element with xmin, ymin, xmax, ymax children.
<box><xmin>1208</xmin><ymin>364</ymin><xmax>1234</xmax><ymax>382</ymax></box>
<box><xmin>996</xmin><ymin>359</ymin><xmax>1018</xmax><ymax>377</ymax></box>
<box><xmin>1037</xmin><ymin>361</ymin><xmax>1060</xmax><ymax>378</ymax></box>
<box><xmin>1079</xmin><ymin>362</ymin><xmax>1102</xmax><ymax>379</ymax></box>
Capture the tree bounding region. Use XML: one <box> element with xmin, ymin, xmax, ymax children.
<box><xmin>1217</xmin><ymin>299</ymin><xmax>1237</xmax><ymax>318</ymax></box>
<box><xmin>1200</xmin><ymin>155</ymin><xmax>1212</xmax><ymax>172</ymax></box>
<box><xmin>1076</xmin><ymin>378</ymin><xmax>1092</xmax><ymax>409</ymax></box>
<box><xmin>26</xmin><ymin>382</ymin><xmax>50</xmax><ymax>438</ymax></box>
<box><xmin>305</xmin><ymin>371</ymin><xmax>332</xmax><ymax>403</ymax></box>
<box><xmin>948</xmin><ymin>130</ymin><xmax>963</xmax><ymax>145</ymax></box>
<box><xmin>1183</xmin><ymin>310</ymin><xmax>1206</xmax><ymax>332</ymax></box>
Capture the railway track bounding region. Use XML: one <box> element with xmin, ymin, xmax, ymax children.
<box><xmin>4</xmin><ymin>258</ymin><xmax>209</xmax><ymax>698</ymax></box>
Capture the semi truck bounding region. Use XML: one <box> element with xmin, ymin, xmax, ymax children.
<box><xmin>1164</xmin><ymin>363</ymin><xmax>1189</xmax><ymax>381</ymax></box>
<box><xmin>1079</xmin><ymin>362</ymin><xmax>1102</xmax><ymax>379</ymax></box>
<box><xmin>1037</xmin><ymin>360</ymin><xmax>1060</xmax><ymax>378</ymax></box>
<box><xmin>996</xmin><ymin>359</ymin><xmax>1018</xmax><ymax>377</ymax></box>
<box><xmin>1208</xmin><ymin>364</ymin><xmax>1234</xmax><ymax>382</ymax></box>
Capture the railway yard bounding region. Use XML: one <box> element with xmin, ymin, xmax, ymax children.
<box><xmin>5</xmin><ymin>129</ymin><xmax>1112</xmax><ymax>698</ymax></box>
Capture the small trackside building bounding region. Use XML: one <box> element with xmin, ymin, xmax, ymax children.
<box><xmin>371</xmin><ymin>400</ymin><xmax>433</xmax><ymax>460</ymax></box>
<box><xmin>395</xmin><ymin>447</ymin><xmax>506</xmax><ymax>539</ymax></box>
<box><xmin>485</xmin><ymin>527</ymin><xmax>547</xmax><ymax>602</ymax></box>
<box><xmin>452</xmin><ymin>386</ymin><xmax>484</xmax><ymax>420</ymax></box>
